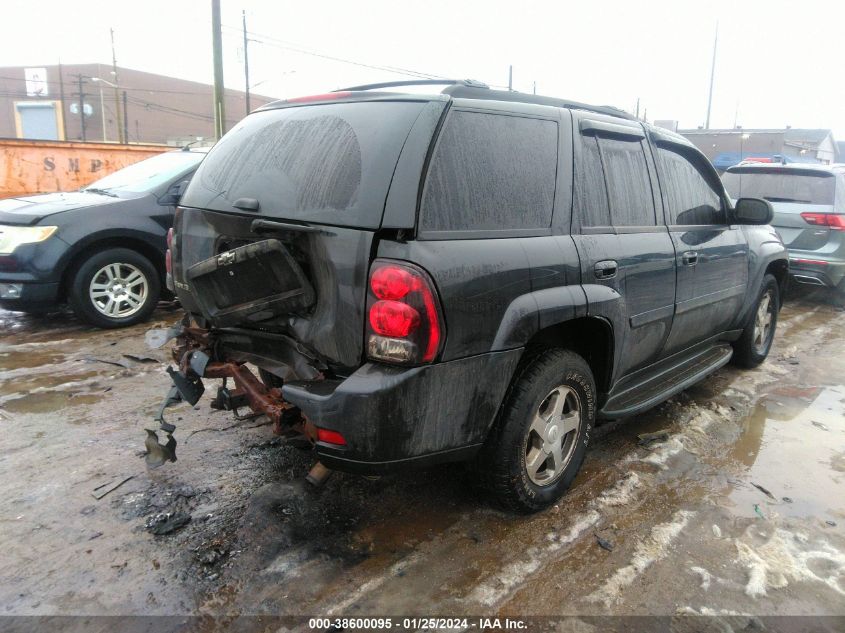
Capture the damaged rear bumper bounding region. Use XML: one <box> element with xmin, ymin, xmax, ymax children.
<box><xmin>150</xmin><ymin>320</ymin><xmax>522</xmax><ymax>474</ymax></box>
<box><xmin>282</xmin><ymin>349</ymin><xmax>521</xmax><ymax>473</ymax></box>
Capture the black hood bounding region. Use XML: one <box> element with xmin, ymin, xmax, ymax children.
<box><xmin>0</xmin><ymin>191</ymin><xmax>122</xmax><ymax>226</ymax></box>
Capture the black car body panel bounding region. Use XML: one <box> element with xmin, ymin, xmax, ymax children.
<box><xmin>169</xmin><ymin>85</ymin><xmax>789</xmax><ymax>473</ymax></box>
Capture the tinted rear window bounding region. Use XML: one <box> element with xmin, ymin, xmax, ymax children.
<box><xmin>598</xmin><ymin>137</ymin><xmax>656</xmax><ymax>226</ymax></box>
<box><xmin>722</xmin><ymin>170</ymin><xmax>836</xmax><ymax>205</ymax></box>
<box><xmin>181</xmin><ymin>101</ymin><xmax>425</xmax><ymax>228</ymax></box>
<box><xmin>420</xmin><ymin>111</ymin><xmax>558</xmax><ymax>232</ymax></box>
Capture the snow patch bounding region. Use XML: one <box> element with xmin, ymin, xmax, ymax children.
<box><xmin>596</xmin><ymin>473</ymin><xmax>641</xmax><ymax>507</ymax></box>
<box><xmin>639</xmin><ymin>437</ymin><xmax>685</xmax><ymax>470</ymax></box>
<box><xmin>691</xmin><ymin>566</ymin><xmax>712</xmax><ymax>590</ymax></box>
<box><xmin>735</xmin><ymin>528</ymin><xmax>845</xmax><ymax>598</ymax></box>
<box><xmin>587</xmin><ymin>510</ymin><xmax>695</xmax><ymax>605</ymax></box>
<box><xmin>469</xmin><ymin>511</ymin><xmax>600</xmax><ymax>606</ymax></box>
<box><xmin>712</xmin><ymin>524</ymin><xmax>722</xmax><ymax>539</ymax></box>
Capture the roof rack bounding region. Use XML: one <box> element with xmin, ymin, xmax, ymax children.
<box><xmin>335</xmin><ymin>78</ymin><xmax>489</xmax><ymax>92</ymax></box>
<box><xmin>443</xmin><ymin>85</ymin><xmax>637</xmax><ymax>121</ymax></box>
<box><xmin>334</xmin><ymin>78</ymin><xmax>636</xmax><ymax>122</ymax></box>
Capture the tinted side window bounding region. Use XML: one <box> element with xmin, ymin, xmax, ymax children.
<box><xmin>574</xmin><ymin>135</ymin><xmax>610</xmax><ymax>227</ymax></box>
<box><xmin>421</xmin><ymin>111</ymin><xmax>557</xmax><ymax>232</ymax></box>
<box><xmin>655</xmin><ymin>146</ymin><xmax>725</xmax><ymax>225</ymax></box>
<box><xmin>598</xmin><ymin>137</ymin><xmax>656</xmax><ymax>226</ymax></box>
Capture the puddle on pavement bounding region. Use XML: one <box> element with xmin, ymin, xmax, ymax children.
<box><xmin>1</xmin><ymin>391</ymin><xmax>104</xmax><ymax>414</ymax></box>
<box><xmin>725</xmin><ymin>384</ymin><xmax>845</xmax><ymax>524</ymax></box>
<box><xmin>0</xmin><ymin>350</ymin><xmax>67</xmax><ymax>372</ymax></box>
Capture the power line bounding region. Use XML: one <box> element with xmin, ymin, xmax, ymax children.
<box><xmin>220</xmin><ymin>24</ymin><xmax>448</xmax><ymax>80</ymax></box>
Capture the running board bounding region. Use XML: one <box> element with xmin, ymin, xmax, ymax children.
<box><xmin>600</xmin><ymin>343</ymin><xmax>733</xmax><ymax>419</ymax></box>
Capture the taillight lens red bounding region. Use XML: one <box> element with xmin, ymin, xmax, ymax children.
<box><xmin>316</xmin><ymin>428</ymin><xmax>347</xmax><ymax>446</ymax></box>
<box><xmin>801</xmin><ymin>212</ymin><xmax>845</xmax><ymax>230</ymax></box>
<box><xmin>369</xmin><ymin>300</ymin><xmax>420</xmax><ymax>337</ymax></box>
<box><xmin>365</xmin><ymin>260</ymin><xmax>444</xmax><ymax>365</ymax></box>
<box><xmin>370</xmin><ymin>266</ymin><xmax>415</xmax><ymax>300</ymax></box>
<box><xmin>166</xmin><ymin>227</ymin><xmax>174</xmax><ymax>248</ymax></box>
<box><xmin>165</xmin><ymin>249</ymin><xmax>172</xmax><ymax>274</ymax></box>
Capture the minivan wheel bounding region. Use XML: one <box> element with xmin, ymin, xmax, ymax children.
<box><xmin>732</xmin><ymin>274</ymin><xmax>779</xmax><ymax>368</ymax></box>
<box><xmin>68</xmin><ymin>248</ymin><xmax>160</xmax><ymax>329</ymax></box>
<box><xmin>473</xmin><ymin>349</ymin><xmax>595</xmax><ymax>513</ymax></box>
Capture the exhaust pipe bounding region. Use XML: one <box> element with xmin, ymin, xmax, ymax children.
<box><xmin>793</xmin><ymin>275</ymin><xmax>825</xmax><ymax>286</ymax></box>
<box><xmin>305</xmin><ymin>461</ymin><xmax>333</xmax><ymax>487</ymax></box>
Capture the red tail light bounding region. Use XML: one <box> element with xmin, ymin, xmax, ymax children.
<box><xmin>316</xmin><ymin>428</ymin><xmax>347</xmax><ymax>446</ymax></box>
<box><xmin>366</xmin><ymin>260</ymin><xmax>444</xmax><ymax>365</ymax></box>
<box><xmin>165</xmin><ymin>249</ymin><xmax>172</xmax><ymax>274</ymax></box>
<box><xmin>801</xmin><ymin>212</ymin><xmax>845</xmax><ymax>230</ymax></box>
<box><xmin>166</xmin><ymin>227</ymin><xmax>174</xmax><ymax>248</ymax></box>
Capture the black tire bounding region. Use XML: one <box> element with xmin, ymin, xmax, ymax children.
<box><xmin>472</xmin><ymin>349</ymin><xmax>596</xmax><ymax>513</ymax></box>
<box><xmin>732</xmin><ymin>274</ymin><xmax>779</xmax><ymax>368</ymax></box>
<box><xmin>68</xmin><ymin>248</ymin><xmax>160</xmax><ymax>329</ymax></box>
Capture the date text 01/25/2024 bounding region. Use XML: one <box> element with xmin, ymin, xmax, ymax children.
<box><xmin>308</xmin><ymin>618</ymin><xmax>527</xmax><ymax>630</ymax></box>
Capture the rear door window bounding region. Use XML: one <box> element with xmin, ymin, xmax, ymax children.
<box><xmin>597</xmin><ymin>137</ymin><xmax>656</xmax><ymax>227</ymax></box>
<box><xmin>722</xmin><ymin>170</ymin><xmax>836</xmax><ymax>205</ymax></box>
<box><xmin>420</xmin><ymin>110</ymin><xmax>558</xmax><ymax>233</ymax></box>
<box><xmin>655</xmin><ymin>145</ymin><xmax>726</xmax><ymax>225</ymax></box>
<box><xmin>181</xmin><ymin>101</ymin><xmax>426</xmax><ymax>229</ymax></box>
<box><xmin>574</xmin><ymin>135</ymin><xmax>611</xmax><ymax>228</ymax></box>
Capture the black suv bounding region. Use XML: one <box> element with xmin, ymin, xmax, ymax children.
<box><xmin>0</xmin><ymin>148</ymin><xmax>206</xmax><ymax>328</ymax></box>
<box><xmin>160</xmin><ymin>80</ymin><xmax>788</xmax><ymax>512</ymax></box>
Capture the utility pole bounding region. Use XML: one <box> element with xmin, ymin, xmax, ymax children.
<box><xmin>508</xmin><ymin>65</ymin><xmax>513</xmax><ymax>91</ymax></box>
<box><xmin>211</xmin><ymin>0</ymin><xmax>226</xmax><ymax>139</ymax></box>
<box><xmin>242</xmin><ymin>10</ymin><xmax>251</xmax><ymax>115</ymax></box>
<box><xmin>111</xmin><ymin>28</ymin><xmax>124</xmax><ymax>143</ymax></box>
<box><xmin>58</xmin><ymin>60</ymin><xmax>67</xmax><ymax>140</ymax></box>
<box><xmin>73</xmin><ymin>74</ymin><xmax>88</xmax><ymax>142</ymax></box>
<box><xmin>122</xmin><ymin>91</ymin><xmax>128</xmax><ymax>144</ymax></box>
<box><xmin>705</xmin><ymin>21</ymin><xmax>718</xmax><ymax>130</ymax></box>
<box><xmin>97</xmin><ymin>83</ymin><xmax>107</xmax><ymax>142</ymax></box>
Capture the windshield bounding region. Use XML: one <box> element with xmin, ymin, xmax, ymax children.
<box><xmin>722</xmin><ymin>169</ymin><xmax>836</xmax><ymax>205</ymax></box>
<box><xmin>83</xmin><ymin>151</ymin><xmax>205</xmax><ymax>194</ymax></box>
<box><xmin>180</xmin><ymin>101</ymin><xmax>426</xmax><ymax>229</ymax></box>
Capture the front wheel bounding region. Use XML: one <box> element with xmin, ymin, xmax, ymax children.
<box><xmin>472</xmin><ymin>349</ymin><xmax>595</xmax><ymax>513</ymax></box>
<box><xmin>68</xmin><ymin>248</ymin><xmax>160</xmax><ymax>329</ymax></box>
<box><xmin>732</xmin><ymin>274</ymin><xmax>779</xmax><ymax>368</ymax></box>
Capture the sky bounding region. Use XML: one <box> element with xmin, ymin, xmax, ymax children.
<box><xmin>1</xmin><ymin>0</ymin><xmax>843</xmax><ymax>139</ymax></box>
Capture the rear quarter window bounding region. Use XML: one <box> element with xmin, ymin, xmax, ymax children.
<box><xmin>420</xmin><ymin>110</ymin><xmax>558</xmax><ymax>233</ymax></box>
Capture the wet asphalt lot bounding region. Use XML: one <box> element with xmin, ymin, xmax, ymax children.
<box><xmin>0</xmin><ymin>290</ymin><xmax>844</xmax><ymax>627</ymax></box>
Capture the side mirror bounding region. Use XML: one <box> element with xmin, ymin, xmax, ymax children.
<box><xmin>158</xmin><ymin>180</ymin><xmax>189</xmax><ymax>206</ymax></box>
<box><xmin>733</xmin><ymin>197</ymin><xmax>773</xmax><ymax>225</ymax></box>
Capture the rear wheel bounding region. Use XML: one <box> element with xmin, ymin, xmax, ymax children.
<box><xmin>732</xmin><ymin>274</ymin><xmax>779</xmax><ymax>368</ymax></box>
<box><xmin>473</xmin><ymin>349</ymin><xmax>595</xmax><ymax>513</ymax></box>
<box><xmin>68</xmin><ymin>248</ymin><xmax>160</xmax><ymax>329</ymax></box>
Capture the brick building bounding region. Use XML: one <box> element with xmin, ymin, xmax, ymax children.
<box><xmin>0</xmin><ymin>63</ymin><xmax>276</xmax><ymax>145</ymax></box>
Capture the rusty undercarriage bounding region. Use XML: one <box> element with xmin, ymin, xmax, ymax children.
<box><xmin>143</xmin><ymin>318</ymin><xmax>331</xmax><ymax>484</ymax></box>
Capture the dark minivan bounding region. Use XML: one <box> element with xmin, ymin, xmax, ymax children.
<box><xmin>161</xmin><ymin>81</ymin><xmax>788</xmax><ymax>512</ymax></box>
<box><xmin>0</xmin><ymin>148</ymin><xmax>206</xmax><ymax>327</ymax></box>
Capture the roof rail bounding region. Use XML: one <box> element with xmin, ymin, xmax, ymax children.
<box><xmin>335</xmin><ymin>78</ymin><xmax>489</xmax><ymax>92</ymax></box>
<box><xmin>443</xmin><ymin>85</ymin><xmax>637</xmax><ymax>121</ymax></box>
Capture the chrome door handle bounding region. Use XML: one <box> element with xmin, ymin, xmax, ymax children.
<box><xmin>682</xmin><ymin>251</ymin><xmax>698</xmax><ymax>266</ymax></box>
